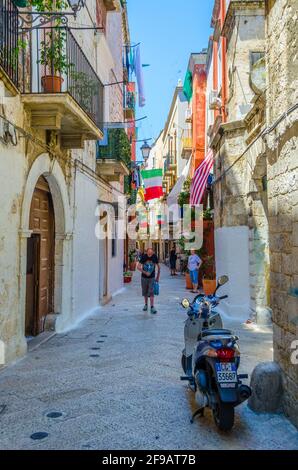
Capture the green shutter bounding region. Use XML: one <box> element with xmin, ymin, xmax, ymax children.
<box><xmin>183</xmin><ymin>70</ymin><xmax>193</xmax><ymax>102</ymax></box>
<box><xmin>13</xmin><ymin>0</ymin><xmax>28</xmax><ymax>7</ymax></box>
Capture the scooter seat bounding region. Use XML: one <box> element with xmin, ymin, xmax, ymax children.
<box><xmin>202</xmin><ymin>328</ymin><xmax>232</xmax><ymax>337</ymax></box>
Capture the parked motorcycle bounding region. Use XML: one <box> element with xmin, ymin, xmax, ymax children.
<box><xmin>180</xmin><ymin>275</ymin><xmax>251</xmax><ymax>431</ymax></box>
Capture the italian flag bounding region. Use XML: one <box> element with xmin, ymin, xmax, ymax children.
<box><xmin>141</xmin><ymin>169</ymin><xmax>163</xmax><ymax>201</ymax></box>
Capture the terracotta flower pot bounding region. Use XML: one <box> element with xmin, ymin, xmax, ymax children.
<box><xmin>41</xmin><ymin>75</ymin><xmax>64</xmax><ymax>93</ymax></box>
<box><xmin>129</xmin><ymin>261</ymin><xmax>136</xmax><ymax>271</ymax></box>
<box><xmin>202</xmin><ymin>279</ymin><xmax>217</xmax><ymax>296</ymax></box>
<box><xmin>124</xmin><ymin>276</ymin><xmax>132</xmax><ymax>284</ymax></box>
<box><xmin>185</xmin><ymin>272</ymin><xmax>193</xmax><ymax>289</ymax></box>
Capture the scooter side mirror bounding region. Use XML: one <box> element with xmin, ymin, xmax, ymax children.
<box><xmin>181</xmin><ymin>298</ymin><xmax>190</xmax><ymax>309</ymax></box>
<box><xmin>218</xmin><ymin>275</ymin><xmax>229</xmax><ymax>286</ymax></box>
<box><xmin>213</xmin><ymin>275</ymin><xmax>229</xmax><ymax>296</ymax></box>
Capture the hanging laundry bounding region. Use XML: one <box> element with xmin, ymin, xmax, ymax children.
<box><xmin>134</xmin><ymin>45</ymin><xmax>146</xmax><ymax>107</ymax></box>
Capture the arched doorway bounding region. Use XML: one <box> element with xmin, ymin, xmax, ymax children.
<box><xmin>25</xmin><ymin>176</ymin><xmax>55</xmax><ymax>337</ymax></box>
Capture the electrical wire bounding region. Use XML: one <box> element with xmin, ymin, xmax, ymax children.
<box><xmin>212</xmin><ymin>102</ymin><xmax>298</xmax><ymax>185</ymax></box>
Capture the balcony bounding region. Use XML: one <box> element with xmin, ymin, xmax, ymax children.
<box><xmin>123</xmin><ymin>87</ymin><xmax>135</xmax><ymax>120</ymax></box>
<box><xmin>0</xmin><ymin>0</ymin><xmax>19</xmax><ymax>94</ymax></box>
<box><xmin>164</xmin><ymin>155</ymin><xmax>176</xmax><ymax>176</ymax></box>
<box><xmin>96</xmin><ymin>128</ymin><xmax>131</xmax><ymax>182</ymax></box>
<box><xmin>104</xmin><ymin>0</ymin><xmax>119</xmax><ymax>11</ymax></box>
<box><xmin>181</xmin><ymin>136</ymin><xmax>192</xmax><ymax>159</ymax></box>
<box><xmin>19</xmin><ymin>27</ymin><xmax>104</xmax><ymax>148</ymax></box>
<box><xmin>185</xmin><ymin>107</ymin><xmax>192</xmax><ymax>123</ymax></box>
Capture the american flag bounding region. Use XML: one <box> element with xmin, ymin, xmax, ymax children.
<box><xmin>190</xmin><ymin>149</ymin><xmax>214</xmax><ymax>205</ymax></box>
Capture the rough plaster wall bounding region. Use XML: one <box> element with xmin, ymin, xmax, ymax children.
<box><xmin>73</xmin><ymin>171</ymin><xmax>100</xmax><ymax>319</ymax></box>
<box><xmin>0</xmin><ymin>141</ymin><xmax>27</xmax><ymax>362</ymax></box>
<box><xmin>106</xmin><ymin>11</ymin><xmax>124</xmax><ymax>123</ymax></box>
<box><xmin>266</xmin><ymin>0</ymin><xmax>298</xmax><ymax>427</ymax></box>
<box><xmin>266</xmin><ymin>0</ymin><xmax>298</xmax><ymax>123</ymax></box>
<box><xmin>215</xmin><ymin>226</ymin><xmax>251</xmax><ymax>318</ymax></box>
<box><xmin>227</xmin><ymin>12</ymin><xmax>265</xmax><ymax>121</ymax></box>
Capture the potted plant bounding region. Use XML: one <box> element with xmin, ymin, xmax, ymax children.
<box><xmin>123</xmin><ymin>271</ymin><xmax>133</xmax><ymax>284</ymax></box>
<box><xmin>33</xmin><ymin>0</ymin><xmax>71</xmax><ymax>92</ymax></box>
<box><xmin>185</xmin><ymin>268</ymin><xmax>193</xmax><ymax>290</ymax></box>
<box><xmin>201</xmin><ymin>256</ymin><xmax>216</xmax><ymax>295</ymax></box>
<box><xmin>129</xmin><ymin>249</ymin><xmax>137</xmax><ymax>271</ymax></box>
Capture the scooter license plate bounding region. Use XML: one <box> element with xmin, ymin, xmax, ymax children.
<box><xmin>216</xmin><ymin>363</ymin><xmax>237</xmax><ymax>383</ymax></box>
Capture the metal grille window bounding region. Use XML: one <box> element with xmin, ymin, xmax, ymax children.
<box><xmin>0</xmin><ymin>0</ymin><xmax>19</xmax><ymax>87</ymax></box>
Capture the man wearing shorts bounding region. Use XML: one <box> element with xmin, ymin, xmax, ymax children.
<box><xmin>138</xmin><ymin>247</ymin><xmax>160</xmax><ymax>314</ymax></box>
<box><xmin>188</xmin><ymin>249</ymin><xmax>202</xmax><ymax>293</ymax></box>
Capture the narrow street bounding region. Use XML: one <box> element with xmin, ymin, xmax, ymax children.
<box><xmin>0</xmin><ymin>266</ymin><xmax>297</xmax><ymax>451</ymax></box>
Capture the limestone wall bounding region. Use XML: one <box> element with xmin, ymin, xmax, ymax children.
<box><xmin>265</xmin><ymin>0</ymin><xmax>298</xmax><ymax>427</ymax></box>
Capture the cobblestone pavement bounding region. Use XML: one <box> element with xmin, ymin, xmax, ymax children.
<box><xmin>0</xmin><ymin>266</ymin><xmax>297</xmax><ymax>450</ymax></box>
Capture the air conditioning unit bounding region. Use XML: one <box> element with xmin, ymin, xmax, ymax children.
<box><xmin>185</xmin><ymin>107</ymin><xmax>192</xmax><ymax>122</ymax></box>
<box><xmin>209</xmin><ymin>90</ymin><xmax>222</xmax><ymax>110</ymax></box>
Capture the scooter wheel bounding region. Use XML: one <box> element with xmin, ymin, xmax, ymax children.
<box><xmin>212</xmin><ymin>403</ymin><xmax>234</xmax><ymax>431</ymax></box>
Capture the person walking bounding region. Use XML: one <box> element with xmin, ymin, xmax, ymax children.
<box><xmin>138</xmin><ymin>247</ymin><xmax>160</xmax><ymax>314</ymax></box>
<box><xmin>169</xmin><ymin>245</ymin><xmax>177</xmax><ymax>276</ymax></box>
<box><xmin>188</xmin><ymin>249</ymin><xmax>202</xmax><ymax>293</ymax></box>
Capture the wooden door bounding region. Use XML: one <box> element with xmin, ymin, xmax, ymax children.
<box><xmin>25</xmin><ymin>177</ymin><xmax>55</xmax><ymax>336</ymax></box>
<box><xmin>25</xmin><ymin>235</ymin><xmax>40</xmax><ymax>337</ymax></box>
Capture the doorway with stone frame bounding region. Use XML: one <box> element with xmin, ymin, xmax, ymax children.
<box><xmin>25</xmin><ymin>176</ymin><xmax>55</xmax><ymax>337</ymax></box>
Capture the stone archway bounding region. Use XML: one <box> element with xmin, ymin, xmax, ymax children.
<box><xmin>19</xmin><ymin>154</ymin><xmax>72</xmax><ymax>342</ymax></box>
<box><xmin>248</xmin><ymin>150</ymin><xmax>271</xmax><ymax>324</ymax></box>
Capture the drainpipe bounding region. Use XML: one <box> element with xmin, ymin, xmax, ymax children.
<box><xmin>213</xmin><ymin>37</ymin><xmax>219</xmax><ymax>120</ymax></box>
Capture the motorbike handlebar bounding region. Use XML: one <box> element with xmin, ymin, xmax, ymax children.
<box><xmin>219</xmin><ymin>295</ymin><xmax>228</xmax><ymax>300</ymax></box>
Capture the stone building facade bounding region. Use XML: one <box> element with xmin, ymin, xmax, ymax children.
<box><xmin>209</xmin><ymin>0</ymin><xmax>298</xmax><ymax>426</ymax></box>
<box><xmin>264</xmin><ymin>0</ymin><xmax>298</xmax><ymax>427</ymax></box>
<box><xmin>209</xmin><ymin>0</ymin><xmax>270</xmax><ymax>322</ymax></box>
<box><xmin>0</xmin><ymin>0</ymin><xmax>130</xmax><ymax>365</ymax></box>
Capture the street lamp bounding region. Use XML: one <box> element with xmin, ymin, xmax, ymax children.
<box><xmin>140</xmin><ymin>141</ymin><xmax>151</xmax><ymax>163</ymax></box>
<box><xmin>67</xmin><ymin>0</ymin><xmax>85</xmax><ymax>17</ymax></box>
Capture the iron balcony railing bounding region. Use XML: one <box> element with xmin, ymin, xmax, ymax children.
<box><xmin>19</xmin><ymin>26</ymin><xmax>104</xmax><ymax>131</ymax></box>
<box><xmin>96</xmin><ymin>128</ymin><xmax>131</xmax><ymax>169</ymax></box>
<box><xmin>123</xmin><ymin>89</ymin><xmax>135</xmax><ymax>111</ymax></box>
<box><xmin>164</xmin><ymin>155</ymin><xmax>176</xmax><ymax>173</ymax></box>
<box><xmin>0</xmin><ymin>0</ymin><xmax>19</xmax><ymax>87</ymax></box>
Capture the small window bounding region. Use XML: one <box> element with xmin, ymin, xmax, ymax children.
<box><xmin>262</xmin><ymin>175</ymin><xmax>268</xmax><ymax>192</ymax></box>
<box><xmin>250</xmin><ymin>51</ymin><xmax>265</xmax><ymax>69</ymax></box>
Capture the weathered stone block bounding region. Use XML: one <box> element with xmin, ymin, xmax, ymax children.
<box><xmin>293</xmin><ymin>222</ymin><xmax>298</xmax><ymax>248</ymax></box>
<box><xmin>282</xmin><ymin>253</ymin><xmax>293</xmax><ymax>275</ymax></box>
<box><xmin>248</xmin><ymin>362</ymin><xmax>283</xmax><ymax>413</ymax></box>
<box><xmin>282</xmin><ymin>375</ymin><xmax>298</xmax><ymax>429</ymax></box>
<box><xmin>270</xmin><ymin>252</ymin><xmax>282</xmax><ymax>273</ymax></box>
<box><xmin>270</xmin><ymin>233</ymin><xmax>292</xmax><ymax>253</ymax></box>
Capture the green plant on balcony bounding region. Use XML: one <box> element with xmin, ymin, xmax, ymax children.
<box><xmin>30</xmin><ymin>1</ymin><xmax>72</xmax><ymax>92</ymax></box>
<box><xmin>178</xmin><ymin>177</ymin><xmax>191</xmax><ymax>207</ymax></box>
<box><xmin>69</xmin><ymin>70</ymin><xmax>97</xmax><ymax>117</ymax></box>
<box><xmin>203</xmin><ymin>208</ymin><xmax>213</xmax><ymax>220</ymax></box>
<box><xmin>97</xmin><ymin>129</ymin><xmax>131</xmax><ymax>169</ymax></box>
<box><xmin>0</xmin><ymin>39</ymin><xmax>27</xmax><ymax>74</ymax></box>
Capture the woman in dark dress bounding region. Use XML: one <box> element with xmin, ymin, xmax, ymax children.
<box><xmin>169</xmin><ymin>246</ymin><xmax>177</xmax><ymax>276</ymax></box>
